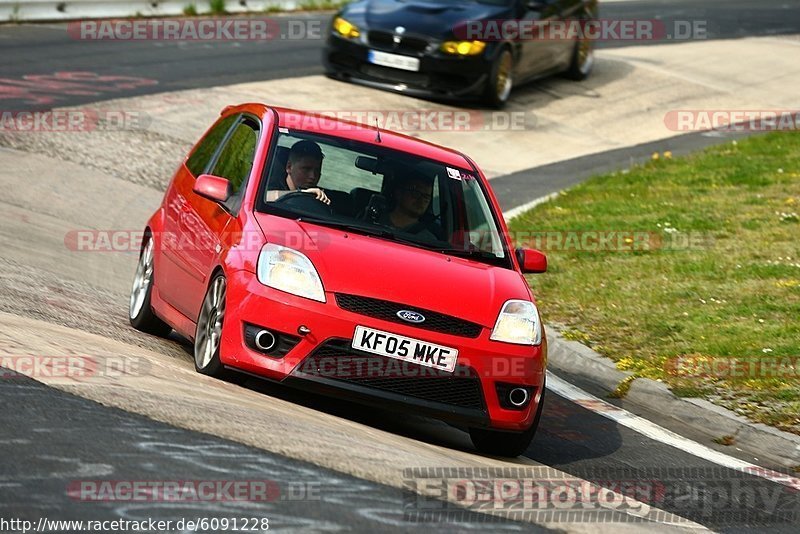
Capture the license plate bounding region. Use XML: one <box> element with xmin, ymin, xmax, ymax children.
<box><xmin>352</xmin><ymin>326</ymin><xmax>458</xmax><ymax>373</ymax></box>
<box><xmin>367</xmin><ymin>50</ymin><xmax>420</xmax><ymax>72</ymax></box>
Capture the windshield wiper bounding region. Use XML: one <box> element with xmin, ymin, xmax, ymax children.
<box><xmin>437</xmin><ymin>247</ymin><xmax>507</xmax><ymax>265</ymax></box>
<box><xmin>296</xmin><ymin>216</ymin><xmax>428</xmax><ymax>246</ymax></box>
<box><xmin>295</xmin><ymin>216</ymin><xmax>389</xmax><ymax>236</ymax></box>
<box><xmin>296</xmin><ymin>215</ymin><xmax>450</xmax><ymax>251</ymax></box>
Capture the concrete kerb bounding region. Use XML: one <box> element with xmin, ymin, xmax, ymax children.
<box><xmin>544</xmin><ymin>326</ymin><xmax>633</xmax><ymax>392</ymax></box>
<box><xmin>549</xmin><ymin>330</ymin><xmax>800</xmax><ymax>468</ymax></box>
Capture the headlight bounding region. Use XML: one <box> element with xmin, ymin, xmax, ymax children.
<box><xmin>257</xmin><ymin>244</ymin><xmax>325</xmax><ymax>303</ymax></box>
<box><xmin>333</xmin><ymin>17</ymin><xmax>360</xmax><ymax>39</ymax></box>
<box><xmin>490</xmin><ymin>300</ymin><xmax>542</xmax><ymax>345</ymax></box>
<box><xmin>441</xmin><ymin>40</ymin><xmax>486</xmax><ymax>56</ymax></box>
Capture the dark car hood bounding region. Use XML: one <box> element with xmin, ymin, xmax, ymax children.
<box><xmin>358</xmin><ymin>0</ymin><xmax>513</xmax><ymax>39</ymax></box>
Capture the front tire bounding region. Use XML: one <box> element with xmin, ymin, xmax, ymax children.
<box><xmin>469</xmin><ymin>385</ymin><xmax>546</xmax><ymax>457</ymax></box>
<box><xmin>129</xmin><ymin>235</ymin><xmax>171</xmax><ymax>337</ymax></box>
<box><xmin>194</xmin><ymin>274</ymin><xmax>228</xmax><ymax>378</ymax></box>
<box><xmin>484</xmin><ymin>47</ymin><xmax>514</xmax><ymax>109</ymax></box>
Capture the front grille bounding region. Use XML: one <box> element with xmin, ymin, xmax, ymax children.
<box><xmin>335</xmin><ymin>293</ymin><xmax>483</xmax><ymax>338</ymax></box>
<box><xmin>298</xmin><ymin>340</ymin><xmax>486</xmax><ymax>410</ymax></box>
<box><xmin>368</xmin><ymin>30</ymin><xmax>429</xmax><ymax>55</ymax></box>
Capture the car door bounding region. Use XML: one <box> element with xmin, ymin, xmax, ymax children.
<box><xmin>516</xmin><ymin>0</ymin><xmax>566</xmax><ymax>78</ymax></box>
<box><xmin>179</xmin><ymin>115</ymin><xmax>261</xmax><ymax>321</ymax></box>
<box><xmin>159</xmin><ymin>114</ymin><xmax>239</xmax><ymax>317</ymax></box>
<box><xmin>555</xmin><ymin>0</ymin><xmax>586</xmax><ymax>68</ymax></box>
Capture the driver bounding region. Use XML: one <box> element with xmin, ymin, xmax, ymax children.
<box><xmin>266</xmin><ymin>140</ymin><xmax>330</xmax><ymax>204</ymax></box>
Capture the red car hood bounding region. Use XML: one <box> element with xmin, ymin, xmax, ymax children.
<box><xmin>255</xmin><ymin>214</ymin><xmax>533</xmax><ymax>327</ymax></box>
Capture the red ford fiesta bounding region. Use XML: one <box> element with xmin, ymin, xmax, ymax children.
<box><xmin>129</xmin><ymin>103</ymin><xmax>548</xmax><ymax>456</ymax></box>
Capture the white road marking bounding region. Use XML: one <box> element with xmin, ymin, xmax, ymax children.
<box><xmin>502</xmin><ymin>192</ymin><xmax>559</xmax><ymax>222</ymax></box>
<box><xmin>547</xmin><ymin>371</ymin><xmax>800</xmax><ymax>491</ymax></box>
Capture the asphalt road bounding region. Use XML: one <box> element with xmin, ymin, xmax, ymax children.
<box><xmin>0</xmin><ymin>374</ymin><xmax>543</xmax><ymax>532</ymax></box>
<box><xmin>2</xmin><ymin>1</ymin><xmax>800</xmax><ymax>532</ymax></box>
<box><xmin>1</xmin><ymin>0</ymin><xmax>799</xmax><ymax>111</ymax></box>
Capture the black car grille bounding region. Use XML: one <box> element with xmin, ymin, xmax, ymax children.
<box><xmin>368</xmin><ymin>30</ymin><xmax>429</xmax><ymax>55</ymax></box>
<box><xmin>298</xmin><ymin>340</ymin><xmax>486</xmax><ymax>411</ymax></box>
<box><xmin>335</xmin><ymin>293</ymin><xmax>483</xmax><ymax>338</ymax></box>
<box><xmin>360</xmin><ymin>64</ymin><xmax>431</xmax><ymax>86</ymax></box>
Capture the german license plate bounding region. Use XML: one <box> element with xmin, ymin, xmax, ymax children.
<box><xmin>367</xmin><ymin>50</ymin><xmax>420</xmax><ymax>72</ymax></box>
<box><xmin>351</xmin><ymin>325</ymin><xmax>458</xmax><ymax>372</ymax></box>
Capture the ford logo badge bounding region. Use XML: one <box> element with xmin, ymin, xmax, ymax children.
<box><xmin>397</xmin><ymin>310</ymin><xmax>425</xmax><ymax>323</ymax></box>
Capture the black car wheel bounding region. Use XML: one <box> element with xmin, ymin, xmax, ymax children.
<box><xmin>469</xmin><ymin>383</ymin><xmax>546</xmax><ymax>457</ymax></box>
<box><xmin>129</xmin><ymin>234</ymin><xmax>171</xmax><ymax>337</ymax></box>
<box><xmin>565</xmin><ymin>23</ymin><xmax>595</xmax><ymax>81</ymax></box>
<box><xmin>484</xmin><ymin>48</ymin><xmax>514</xmax><ymax>108</ymax></box>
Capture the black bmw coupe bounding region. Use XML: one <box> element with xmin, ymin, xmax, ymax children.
<box><xmin>324</xmin><ymin>0</ymin><xmax>598</xmax><ymax>107</ymax></box>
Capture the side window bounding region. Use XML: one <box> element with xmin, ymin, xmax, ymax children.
<box><xmin>210</xmin><ymin>119</ymin><xmax>259</xmax><ymax>195</ymax></box>
<box><xmin>185</xmin><ymin>115</ymin><xmax>238</xmax><ymax>176</ymax></box>
<box><xmin>462</xmin><ymin>178</ymin><xmax>504</xmax><ymax>257</ymax></box>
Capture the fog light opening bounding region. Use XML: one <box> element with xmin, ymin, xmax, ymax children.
<box><xmin>509</xmin><ymin>387</ymin><xmax>530</xmax><ymax>407</ymax></box>
<box><xmin>254</xmin><ymin>330</ymin><xmax>277</xmax><ymax>352</ymax></box>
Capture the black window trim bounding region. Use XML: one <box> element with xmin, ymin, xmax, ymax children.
<box><xmin>206</xmin><ymin>113</ymin><xmax>262</xmax><ymax>176</ymax></box>
<box><xmin>211</xmin><ymin>112</ymin><xmax>262</xmax><ymax>217</ymax></box>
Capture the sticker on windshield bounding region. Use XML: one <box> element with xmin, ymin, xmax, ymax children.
<box><xmin>446</xmin><ymin>167</ymin><xmax>462</xmax><ymax>181</ymax></box>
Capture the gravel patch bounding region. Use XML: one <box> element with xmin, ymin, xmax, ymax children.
<box><xmin>0</xmin><ymin>256</ymin><xmax>191</xmax><ymax>362</ymax></box>
<box><xmin>0</xmin><ymin>126</ymin><xmax>190</xmax><ymax>191</ymax></box>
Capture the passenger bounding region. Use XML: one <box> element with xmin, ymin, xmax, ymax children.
<box><xmin>382</xmin><ymin>172</ymin><xmax>442</xmax><ymax>240</ymax></box>
<box><xmin>266</xmin><ymin>140</ymin><xmax>329</xmax><ymax>204</ymax></box>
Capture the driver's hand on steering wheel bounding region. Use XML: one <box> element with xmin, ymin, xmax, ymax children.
<box><xmin>300</xmin><ymin>187</ymin><xmax>330</xmax><ymax>205</ymax></box>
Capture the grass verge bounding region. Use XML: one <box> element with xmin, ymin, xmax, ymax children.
<box><xmin>510</xmin><ymin>132</ymin><xmax>800</xmax><ymax>434</ymax></box>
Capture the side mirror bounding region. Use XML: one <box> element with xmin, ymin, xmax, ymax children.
<box><xmin>193</xmin><ymin>174</ymin><xmax>232</xmax><ymax>204</ymax></box>
<box><xmin>516</xmin><ymin>248</ymin><xmax>547</xmax><ymax>273</ymax></box>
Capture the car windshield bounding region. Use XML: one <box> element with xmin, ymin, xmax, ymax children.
<box><xmin>256</xmin><ymin>130</ymin><xmax>510</xmax><ymax>268</ymax></box>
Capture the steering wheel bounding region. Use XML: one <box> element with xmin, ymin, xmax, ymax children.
<box><xmin>358</xmin><ymin>193</ymin><xmax>388</xmax><ymax>223</ymax></box>
<box><xmin>274</xmin><ymin>191</ymin><xmax>334</xmax><ymax>216</ymax></box>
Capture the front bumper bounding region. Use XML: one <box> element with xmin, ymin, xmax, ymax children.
<box><xmin>323</xmin><ymin>35</ymin><xmax>492</xmax><ymax>100</ymax></box>
<box><xmin>221</xmin><ymin>270</ymin><xmax>546</xmax><ymax>431</ymax></box>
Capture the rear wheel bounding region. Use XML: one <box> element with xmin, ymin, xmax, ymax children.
<box><xmin>129</xmin><ymin>236</ymin><xmax>171</xmax><ymax>337</ymax></box>
<box><xmin>484</xmin><ymin>48</ymin><xmax>514</xmax><ymax>108</ymax></box>
<box><xmin>469</xmin><ymin>385</ymin><xmax>545</xmax><ymax>457</ymax></box>
<box><xmin>564</xmin><ymin>22</ymin><xmax>595</xmax><ymax>81</ymax></box>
